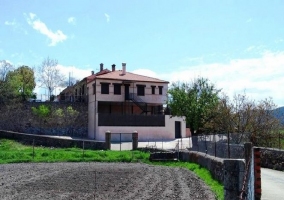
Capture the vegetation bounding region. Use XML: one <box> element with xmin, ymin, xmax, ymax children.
<box><xmin>7</xmin><ymin>65</ymin><xmax>36</xmax><ymax>101</ymax></box>
<box><xmin>0</xmin><ymin>139</ymin><xmax>149</xmax><ymax>163</ymax></box>
<box><xmin>0</xmin><ymin>61</ymin><xmax>36</xmax><ymax>103</ymax></box>
<box><xmin>0</xmin><ymin>139</ymin><xmax>224</xmax><ymax>199</ymax></box>
<box><xmin>168</xmin><ymin>77</ymin><xmax>283</xmax><ymax>147</ymax></box>
<box><xmin>37</xmin><ymin>57</ymin><xmax>65</xmax><ymax>100</ymax></box>
<box><xmin>168</xmin><ymin>77</ymin><xmax>220</xmax><ymax>135</ymax></box>
<box><xmin>209</xmin><ymin>93</ymin><xmax>282</xmax><ymax>146</ymax></box>
<box><xmin>30</xmin><ymin>105</ymin><xmax>84</xmax><ymax>136</ymax></box>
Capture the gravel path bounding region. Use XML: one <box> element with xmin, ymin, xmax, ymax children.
<box><xmin>0</xmin><ymin>162</ymin><xmax>215</xmax><ymax>200</ymax></box>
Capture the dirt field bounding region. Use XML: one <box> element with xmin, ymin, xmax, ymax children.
<box><xmin>0</xmin><ymin>162</ymin><xmax>216</xmax><ymax>200</ymax></box>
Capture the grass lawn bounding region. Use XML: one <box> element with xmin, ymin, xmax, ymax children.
<box><xmin>0</xmin><ymin>138</ymin><xmax>224</xmax><ymax>199</ymax></box>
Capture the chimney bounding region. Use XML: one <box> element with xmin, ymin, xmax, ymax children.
<box><xmin>122</xmin><ymin>63</ymin><xmax>126</xmax><ymax>75</ymax></box>
<box><xmin>100</xmin><ymin>63</ymin><xmax>104</xmax><ymax>71</ymax></box>
<box><xmin>112</xmin><ymin>64</ymin><xmax>116</xmax><ymax>72</ymax></box>
<box><xmin>91</xmin><ymin>71</ymin><xmax>94</xmax><ymax>75</ymax></box>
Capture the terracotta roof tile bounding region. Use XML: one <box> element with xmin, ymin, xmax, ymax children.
<box><xmin>86</xmin><ymin>69</ymin><xmax>111</xmax><ymax>83</ymax></box>
<box><xmin>95</xmin><ymin>70</ymin><xmax>168</xmax><ymax>83</ymax></box>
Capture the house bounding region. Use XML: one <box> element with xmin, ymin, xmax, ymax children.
<box><xmin>60</xmin><ymin>86</ymin><xmax>75</xmax><ymax>102</ymax></box>
<box><xmin>87</xmin><ymin>63</ymin><xmax>186</xmax><ymax>141</ymax></box>
<box><xmin>59</xmin><ymin>63</ymin><xmax>110</xmax><ymax>102</ymax></box>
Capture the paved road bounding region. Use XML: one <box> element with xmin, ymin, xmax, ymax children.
<box><xmin>262</xmin><ymin>168</ymin><xmax>284</xmax><ymax>200</ymax></box>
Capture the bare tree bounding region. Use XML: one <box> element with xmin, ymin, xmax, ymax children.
<box><xmin>0</xmin><ymin>60</ymin><xmax>14</xmax><ymax>81</ymax></box>
<box><xmin>208</xmin><ymin>93</ymin><xmax>282</xmax><ymax>146</ymax></box>
<box><xmin>38</xmin><ymin>57</ymin><xmax>65</xmax><ymax>100</ymax></box>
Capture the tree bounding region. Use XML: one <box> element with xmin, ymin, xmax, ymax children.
<box><xmin>0</xmin><ymin>60</ymin><xmax>14</xmax><ymax>81</ymax></box>
<box><xmin>0</xmin><ymin>60</ymin><xmax>14</xmax><ymax>103</ymax></box>
<box><xmin>38</xmin><ymin>57</ymin><xmax>65</xmax><ymax>100</ymax></box>
<box><xmin>209</xmin><ymin>93</ymin><xmax>282</xmax><ymax>146</ymax></box>
<box><xmin>7</xmin><ymin>66</ymin><xmax>36</xmax><ymax>101</ymax></box>
<box><xmin>168</xmin><ymin>77</ymin><xmax>221</xmax><ymax>135</ymax></box>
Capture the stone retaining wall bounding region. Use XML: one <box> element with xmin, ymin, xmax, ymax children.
<box><xmin>260</xmin><ymin>147</ymin><xmax>284</xmax><ymax>171</ymax></box>
<box><xmin>178</xmin><ymin>151</ymin><xmax>245</xmax><ymax>200</ymax></box>
<box><xmin>0</xmin><ymin>130</ymin><xmax>106</xmax><ymax>150</ymax></box>
<box><xmin>0</xmin><ymin>102</ymin><xmax>88</xmax><ymax>138</ymax></box>
<box><xmin>179</xmin><ymin>151</ymin><xmax>225</xmax><ymax>183</ymax></box>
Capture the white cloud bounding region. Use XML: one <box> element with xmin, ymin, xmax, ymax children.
<box><xmin>26</xmin><ymin>13</ymin><xmax>67</xmax><ymax>46</ymax></box>
<box><xmin>5</xmin><ymin>20</ymin><xmax>16</xmax><ymax>26</ymax></box>
<box><xmin>5</xmin><ymin>19</ymin><xmax>28</xmax><ymax>34</ymax></box>
<box><xmin>104</xmin><ymin>13</ymin><xmax>110</xmax><ymax>22</ymax></box>
<box><xmin>34</xmin><ymin>52</ymin><xmax>284</xmax><ymax>106</ymax></box>
<box><xmin>29</xmin><ymin>13</ymin><xmax>36</xmax><ymax>20</ymax></box>
<box><xmin>56</xmin><ymin>64</ymin><xmax>93</xmax><ymax>81</ymax></box>
<box><xmin>68</xmin><ymin>17</ymin><xmax>76</xmax><ymax>25</ymax></box>
<box><xmin>132</xmin><ymin>69</ymin><xmax>158</xmax><ymax>78</ymax></box>
<box><xmin>34</xmin><ymin>64</ymin><xmax>93</xmax><ymax>100</ymax></box>
<box><xmin>275</xmin><ymin>38</ymin><xmax>284</xmax><ymax>44</ymax></box>
<box><xmin>163</xmin><ymin>51</ymin><xmax>284</xmax><ymax>106</ymax></box>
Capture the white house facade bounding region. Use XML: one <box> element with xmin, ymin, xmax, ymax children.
<box><xmin>87</xmin><ymin>63</ymin><xmax>186</xmax><ymax>141</ymax></box>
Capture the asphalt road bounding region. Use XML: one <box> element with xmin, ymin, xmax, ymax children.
<box><xmin>262</xmin><ymin>168</ymin><xmax>284</xmax><ymax>200</ymax></box>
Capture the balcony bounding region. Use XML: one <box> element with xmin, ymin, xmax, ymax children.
<box><xmin>98</xmin><ymin>113</ymin><xmax>165</xmax><ymax>126</ymax></box>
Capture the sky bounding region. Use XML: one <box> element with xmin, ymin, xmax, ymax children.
<box><xmin>1</xmin><ymin>0</ymin><xmax>284</xmax><ymax>106</ymax></box>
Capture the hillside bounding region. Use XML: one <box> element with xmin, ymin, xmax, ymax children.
<box><xmin>273</xmin><ymin>106</ymin><xmax>284</xmax><ymax>125</ymax></box>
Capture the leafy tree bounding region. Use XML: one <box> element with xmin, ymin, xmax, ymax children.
<box><xmin>7</xmin><ymin>66</ymin><xmax>36</xmax><ymax>101</ymax></box>
<box><xmin>38</xmin><ymin>57</ymin><xmax>65</xmax><ymax>99</ymax></box>
<box><xmin>0</xmin><ymin>63</ymin><xmax>36</xmax><ymax>103</ymax></box>
<box><xmin>168</xmin><ymin>77</ymin><xmax>221</xmax><ymax>135</ymax></box>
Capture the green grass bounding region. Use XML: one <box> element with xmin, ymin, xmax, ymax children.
<box><xmin>0</xmin><ymin>139</ymin><xmax>223</xmax><ymax>199</ymax></box>
<box><xmin>0</xmin><ymin>139</ymin><xmax>149</xmax><ymax>163</ymax></box>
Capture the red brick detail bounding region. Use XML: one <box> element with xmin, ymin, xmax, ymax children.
<box><xmin>254</xmin><ymin>148</ymin><xmax>262</xmax><ymax>198</ymax></box>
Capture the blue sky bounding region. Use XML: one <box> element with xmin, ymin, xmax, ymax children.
<box><xmin>1</xmin><ymin>0</ymin><xmax>284</xmax><ymax>106</ymax></box>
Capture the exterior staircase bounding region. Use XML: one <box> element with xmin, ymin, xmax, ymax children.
<box><xmin>129</xmin><ymin>93</ymin><xmax>149</xmax><ymax>114</ymax></box>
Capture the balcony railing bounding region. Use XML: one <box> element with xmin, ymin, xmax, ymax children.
<box><xmin>98</xmin><ymin>113</ymin><xmax>165</xmax><ymax>126</ymax></box>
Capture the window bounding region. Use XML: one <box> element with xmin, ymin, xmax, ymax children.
<box><xmin>158</xmin><ymin>86</ymin><xmax>163</xmax><ymax>95</ymax></box>
<box><xmin>101</xmin><ymin>83</ymin><xmax>110</xmax><ymax>94</ymax></box>
<box><xmin>92</xmin><ymin>83</ymin><xmax>96</xmax><ymax>94</ymax></box>
<box><xmin>137</xmin><ymin>85</ymin><xmax>145</xmax><ymax>96</ymax></box>
<box><xmin>113</xmin><ymin>83</ymin><xmax>121</xmax><ymax>95</ymax></box>
<box><xmin>151</xmin><ymin>86</ymin><xmax>156</xmax><ymax>94</ymax></box>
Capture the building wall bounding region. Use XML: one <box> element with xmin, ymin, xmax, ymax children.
<box><xmin>92</xmin><ymin>115</ymin><xmax>186</xmax><ymax>141</ymax></box>
<box><xmin>92</xmin><ymin>79</ymin><xmax>168</xmax><ymax>104</ymax></box>
<box><xmin>88</xmin><ymin>101</ymin><xmax>96</xmax><ymax>139</ymax></box>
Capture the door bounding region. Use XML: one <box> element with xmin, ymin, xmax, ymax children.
<box><xmin>125</xmin><ymin>84</ymin><xmax>130</xmax><ymax>100</ymax></box>
<box><xmin>175</xmin><ymin>121</ymin><xmax>181</xmax><ymax>138</ymax></box>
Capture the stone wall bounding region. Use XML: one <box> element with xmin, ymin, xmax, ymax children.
<box><xmin>260</xmin><ymin>147</ymin><xmax>284</xmax><ymax>171</ymax></box>
<box><xmin>0</xmin><ymin>102</ymin><xmax>88</xmax><ymax>138</ymax></box>
<box><xmin>0</xmin><ymin>130</ymin><xmax>106</xmax><ymax>150</ymax></box>
<box><xmin>179</xmin><ymin>151</ymin><xmax>245</xmax><ymax>200</ymax></box>
<box><xmin>179</xmin><ymin>151</ymin><xmax>225</xmax><ymax>183</ymax></box>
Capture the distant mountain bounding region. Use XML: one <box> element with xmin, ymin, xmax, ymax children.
<box><xmin>273</xmin><ymin>106</ymin><xmax>284</xmax><ymax>125</ymax></box>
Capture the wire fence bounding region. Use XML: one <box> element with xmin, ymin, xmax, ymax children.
<box><xmin>110</xmin><ymin>138</ymin><xmax>192</xmax><ymax>151</ymax></box>
<box><xmin>189</xmin><ymin>133</ymin><xmax>251</xmax><ymax>159</ymax></box>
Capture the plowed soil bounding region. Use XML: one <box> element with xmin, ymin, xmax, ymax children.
<box><xmin>0</xmin><ymin>162</ymin><xmax>215</xmax><ymax>200</ymax></box>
